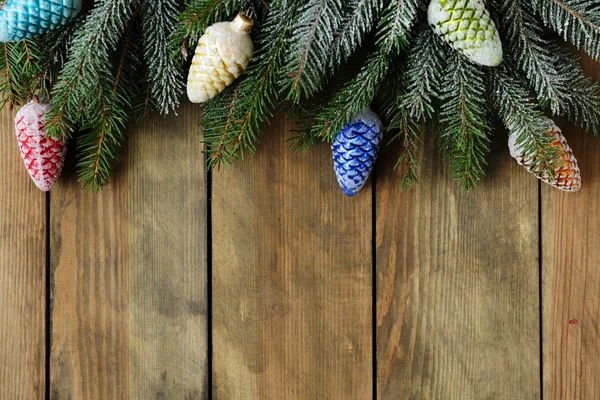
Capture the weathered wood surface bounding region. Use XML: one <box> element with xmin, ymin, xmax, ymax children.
<box><xmin>542</xmin><ymin>57</ymin><xmax>600</xmax><ymax>400</ymax></box>
<box><xmin>0</xmin><ymin>107</ymin><xmax>46</xmax><ymax>399</ymax></box>
<box><xmin>212</xmin><ymin>115</ymin><xmax>373</xmax><ymax>399</ymax></box>
<box><xmin>375</xmin><ymin>131</ymin><xmax>541</xmax><ymax>398</ymax></box>
<box><xmin>0</xmin><ymin>65</ymin><xmax>600</xmax><ymax>400</ymax></box>
<box><xmin>49</xmin><ymin>103</ymin><xmax>208</xmax><ymax>399</ymax></box>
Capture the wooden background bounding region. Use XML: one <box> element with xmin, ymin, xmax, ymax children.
<box><xmin>0</xmin><ymin>61</ymin><xmax>598</xmax><ymax>399</ymax></box>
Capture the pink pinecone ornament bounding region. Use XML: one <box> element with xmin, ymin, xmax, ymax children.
<box><xmin>15</xmin><ymin>100</ymin><xmax>67</xmax><ymax>191</ymax></box>
<box><xmin>508</xmin><ymin>122</ymin><xmax>581</xmax><ymax>192</ymax></box>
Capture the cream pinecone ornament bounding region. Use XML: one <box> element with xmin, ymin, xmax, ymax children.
<box><xmin>508</xmin><ymin>122</ymin><xmax>581</xmax><ymax>192</ymax></box>
<box><xmin>187</xmin><ymin>13</ymin><xmax>254</xmax><ymax>103</ymax></box>
<box><xmin>428</xmin><ymin>0</ymin><xmax>503</xmax><ymax>67</ymax></box>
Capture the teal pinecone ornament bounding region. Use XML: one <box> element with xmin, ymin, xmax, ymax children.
<box><xmin>0</xmin><ymin>0</ymin><xmax>82</xmax><ymax>42</ymax></box>
<box><xmin>428</xmin><ymin>0</ymin><xmax>503</xmax><ymax>67</ymax></box>
<box><xmin>331</xmin><ymin>109</ymin><xmax>383</xmax><ymax>197</ymax></box>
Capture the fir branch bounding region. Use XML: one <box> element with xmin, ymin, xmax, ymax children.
<box><xmin>1</xmin><ymin>43</ymin><xmax>25</xmax><ymax>110</ymax></box>
<box><xmin>47</xmin><ymin>0</ymin><xmax>140</xmax><ymax>138</ymax></box>
<box><xmin>203</xmin><ymin>0</ymin><xmax>300</xmax><ymax>167</ymax></box>
<box><xmin>77</xmin><ymin>19</ymin><xmax>143</xmax><ymax>191</ymax></box>
<box><xmin>438</xmin><ymin>55</ymin><xmax>491</xmax><ymax>191</ymax></box>
<box><xmin>390</xmin><ymin>111</ymin><xmax>422</xmax><ymax>190</ymax></box>
<box><xmin>401</xmin><ymin>25</ymin><xmax>447</xmax><ymax>119</ymax></box>
<box><xmin>533</xmin><ymin>0</ymin><xmax>600</xmax><ymax>60</ymax></box>
<box><xmin>376</xmin><ymin>0</ymin><xmax>424</xmax><ymax>54</ymax></box>
<box><xmin>199</xmin><ymin>83</ymin><xmax>242</xmax><ymax>166</ymax></box>
<box><xmin>281</xmin><ymin>0</ymin><xmax>343</xmax><ymax>103</ymax></box>
<box><xmin>494</xmin><ymin>0</ymin><xmax>566</xmax><ymax>113</ymax></box>
<box><xmin>172</xmin><ymin>0</ymin><xmax>258</xmax><ymax>60</ymax></box>
<box><xmin>328</xmin><ymin>0</ymin><xmax>382</xmax><ymax>68</ymax></box>
<box><xmin>495</xmin><ymin>0</ymin><xmax>600</xmax><ymax>133</ymax></box>
<box><xmin>489</xmin><ymin>67</ymin><xmax>562</xmax><ymax>177</ymax></box>
<box><xmin>554</xmin><ymin>50</ymin><xmax>600</xmax><ymax>134</ymax></box>
<box><xmin>0</xmin><ymin>40</ymin><xmax>48</xmax><ymax>110</ymax></box>
<box><xmin>382</xmin><ymin>28</ymin><xmax>447</xmax><ymax>190</ymax></box>
<box><xmin>309</xmin><ymin>50</ymin><xmax>389</xmax><ymax>141</ymax></box>
<box><xmin>142</xmin><ymin>0</ymin><xmax>185</xmax><ymax>114</ymax></box>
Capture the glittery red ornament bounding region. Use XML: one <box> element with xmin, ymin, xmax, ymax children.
<box><xmin>15</xmin><ymin>100</ymin><xmax>67</xmax><ymax>191</ymax></box>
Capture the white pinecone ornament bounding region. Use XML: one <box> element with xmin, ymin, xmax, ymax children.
<box><xmin>15</xmin><ymin>100</ymin><xmax>67</xmax><ymax>191</ymax></box>
<box><xmin>508</xmin><ymin>122</ymin><xmax>581</xmax><ymax>192</ymax></box>
<box><xmin>187</xmin><ymin>13</ymin><xmax>254</xmax><ymax>103</ymax></box>
<box><xmin>428</xmin><ymin>0</ymin><xmax>503</xmax><ymax>67</ymax></box>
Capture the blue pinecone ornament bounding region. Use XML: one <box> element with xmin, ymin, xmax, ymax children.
<box><xmin>0</xmin><ymin>0</ymin><xmax>82</xmax><ymax>42</ymax></box>
<box><xmin>331</xmin><ymin>109</ymin><xmax>383</xmax><ymax>196</ymax></box>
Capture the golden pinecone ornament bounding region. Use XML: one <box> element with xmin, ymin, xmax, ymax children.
<box><xmin>508</xmin><ymin>122</ymin><xmax>581</xmax><ymax>192</ymax></box>
<box><xmin>186</xmin><ymin>13</ymin><xmax>254</xmax><ymax>103</ymax></box>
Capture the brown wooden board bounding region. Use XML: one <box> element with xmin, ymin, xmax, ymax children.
<box><xmin>212</xmin><ymin>114</ymin><xmax>373</xmax><ymax>399</ymax></box>
<box><xmin>542</xmin><ymin>56</ymin><xmax>600</xmax><ymax>399</ymax></box>
<box><xmin>49</xmin><ymin>104</ymin><xmax>208</xmax><ymax>399</ymax></box>
<box><xmin>376</xmin><ymin>129</ymin><xmax>541</xmax><ymax>398</ymax></box>
<box><xmin>0</xmin><ymin>108</ymin><xmax>46</xmax><ymax>399</ymax></box>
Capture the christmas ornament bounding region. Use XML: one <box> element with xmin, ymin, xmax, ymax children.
<box><xmin>331</xmin><ymin>109</ymin><xmax>383</xmax><ymax>196</ymax></box>
<box><xmin>0</xmin><ymin>0</ymin><xmax>82</xmax><ymax>42</ymax></box>
<box><xmin>186</xmin><ymin>13</ymin><xmax>254</xmax><ymax>103</ymax></box>
<box><xmin>428</xmin><ymin>0</ymin><xmax>503</xmax><ymax>67</ymax></box>
<box><xmin>508</xmin><ymin>122</ymin><xmax>581</xmax><ymax>192</ymax></box>
<box><xmin>15</xmin><ymin>99</ymin><xmax>67</xmax><ymax>191</ymax></box>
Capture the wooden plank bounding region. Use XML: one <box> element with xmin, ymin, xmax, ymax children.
<box><xmin>0</xmin><ymin>108</ymin><xmax>46</xmax><ymax>399</ymax></box>
<box><xmin>212</xmin><ymin>114</ymin><xmax>373</xmax><ymax>399</ymax></box>
<box><xmin>542</xmin><ymin>56</ymin><xmax>600</xmax><ymax>399</ymax></box>
<box><xmin>376</xmin><ymin>129</ymin><xmax>540</xmax><ymax>398</ymax></box>
<box><xmin>49</xmin><ymin>103</ymin><xmax>207</xmax><ymax>399</ymax></box>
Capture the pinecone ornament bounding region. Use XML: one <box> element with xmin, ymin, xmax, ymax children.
<box><xmin>15</xmin><ymin>100</ymin><xmax>67</xmax><ymax>191</ymax></box>
<box><xmin>428</xmin><ymin>0</ymin><xmax>503</xmax><ymax>67</ymax></box>
<box><xmin>187</xmin><ymin>13</ymin><xmax>254</xmax><ymax>103</ymax></box>
<box><xmin>508</xmin><ymin>122</ymin><xmax>581</xmax><ymax>192</ymax></box>
<box><xmin>332</xmin><ymin>109</ymin><xmax>383</xmax><ymax>196</ymax></box>
<box><xmin>0</xmin><ymin>0</ymin><xmax>82</xmax><ymax>42</ymax></box>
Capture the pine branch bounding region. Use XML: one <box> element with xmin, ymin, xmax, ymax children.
<box><xmin>142</xmin><ymin>0</ymin><xmax>185</xmax><ymax>114</ymax></box>
<box><xmin>1</xmin><ymin>43</ymin><xmax>26</xmax><ymax>110</ymax></box>
<box><xmin>172</xmin><ymin>0</ymin><xmax>259</xmax><ymax>61</ymax></box>
<box><xmin>309</xmin><ymin>50</ymin><xmax>389</xmax><ymax>142</ymax></box>
<box><xmin>494</xmin><ymin>0</ymin><xmax>566</xmax><ymax>113</ymax></box>
<box><xmin>376</xmin><ymin>0</ymin><xmax>424</xmax><ymax>54</ymax></box>
<box><xmin>390</xmin><ymin>111</ymin><xmax>422</xmax><ymax>190</ymax></box>
<box><xmin>489</xmin><ymin>66</ymin><xmax>562</xmax><ymax>177</ymax></box>
<box><xmin>199</xmin><ymin>83</ymin><xmax>242</xmax><ymax>166</ymax></box>
<box><xmin>438</xmin><ymin>54</ymin><xmax>491</xmax><ymax>191</ymax></box>
<box><xmin>203</xmin><ymin>0</ymin><xmax>300</xmax><ymax>167</ymax></box>
<box><xmin>328</xmin><ymin>0</ymin><xmax>382</xmax><ymax>68</ymax></box>
<box><xmin>554</xmin><ymin>50</ymin><xmax>600</xmax><ymax>134</ymax></box>
<box><xmin>47</xmin><ymin>0</ymin><xmax>140</xmax><ymax>138</ymax></box>
<box><xmin>77</xmin><ymin>18</ymin><xmax>143</xmax><ymax>191</ymax></box>
<box><xmin>533</xmin><ymin>0</ymin><xmax>600</xmax><ymax>60</ymax></box>
<box><xmin>401</xmin><ymin>25</ymin><xmax>448</xmax><ymax>119</ymax></box>
<box><xmin>281</xmin><ymin>0</ymin><xmax>343</xmax><ymax>103</ymax></box>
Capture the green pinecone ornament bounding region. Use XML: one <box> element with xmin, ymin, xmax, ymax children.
<box><xmin>428</xmin><ymin>0</ymin><xmax>503</xmax><ymax>67</ymax></box>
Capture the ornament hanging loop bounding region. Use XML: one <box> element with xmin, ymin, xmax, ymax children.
<box><xmin>233</xmin><ymin>11</ymin><xmax>254</xmax><ymax>32</ymax></box>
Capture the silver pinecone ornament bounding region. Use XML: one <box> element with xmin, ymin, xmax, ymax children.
<box><xmin>508</xmin><ymin>121</ymin><xmax>581</xmax><ymax>192</ymax></box>
<box><xmin>428</xmin><ymin>0</ymin><xmax>503</xmax><ymax>67</ymax></box>
<box><xmin>186</xmin><ymin>13</ymin><xmax>254</xmax><ymax>103</ymax></box>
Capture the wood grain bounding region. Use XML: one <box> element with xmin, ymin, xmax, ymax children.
<box><xmin>0</xmin><ymin>108</ymin><xmax>46</xmax><ymax>399</ymax></box>
<box><xmin>376</xmin><ymin>129</ymin><xmax>541</xmax><ymax>398</ymax></box>
<box><xmin>49</xmin><ymin>103</ymin><xmax>207</xmax><ymax>399</ymax></box>
<box><xmin>212</xmin><ymin>115</ymin><xmax>373</xmax><ymax>399</ymax></box>
<box><xmin>542</xmin><ymin>57</ymin><xmax>600</xmax><ymax>399</ymax></box>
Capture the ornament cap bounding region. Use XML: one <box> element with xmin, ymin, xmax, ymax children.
<box><xmin>232</xmin><ymin>13</ymin><xmax>254</xmax><ymax>33</ymax></box>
